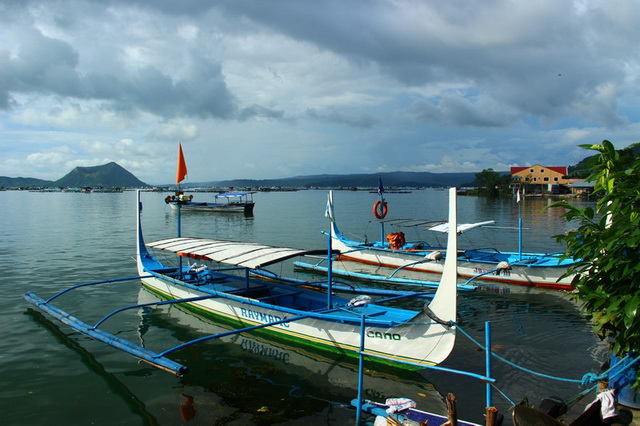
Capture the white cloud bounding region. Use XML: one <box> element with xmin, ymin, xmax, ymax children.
<box><xmin>148</xmin><ymin>121</ymin><xmax>199</xmax><ymax>142</ymax></box>
<box><xmin>1</xmin><ymin>0</ymin><xmax>639</xmax><ymax>183</ymax></box>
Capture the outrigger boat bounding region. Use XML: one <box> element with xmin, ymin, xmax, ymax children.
<box><xmin>23</xmin><ymin>188</ymin><xmax>461</xmax><ymax>376</ymax></box>
<box><xmin>136</xmin><ymin>286</ymin><xmax>447</xmax><ymax>411</ymax></box>
<box><xmin>165</xmin><ymin>190</ymin><xmax>256</xmax><ymax>215</ymax></box>
<box><xmin>318</xmin><ymin>186</ymin><xmax>576</xmax><ymax>290</ymax></box>
<box><xmin>353</xmin><ymin>398</ymin><xmax>484</xmax><ymax>426</ymax></box>
<box><xmin>293</xmin><ymin>257</ymin><xmax>478</xmax><ymax>292</ymax></box>
<box><xmin>164</xmin><ymin>144</ymin><xmax>256</xmax><ymax>215</ymax></box>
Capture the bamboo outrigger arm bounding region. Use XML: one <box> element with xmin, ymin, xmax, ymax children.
<box><xmin>24</xmin><ymin>291</ymin><xmax>189</xmax><ymax>376</ymax></box>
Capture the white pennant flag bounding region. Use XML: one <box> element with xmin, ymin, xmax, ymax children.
<box><xmin>325</xmin><ymin>191</ymin><xmax>335</xmax><ymax>222</ymax></box>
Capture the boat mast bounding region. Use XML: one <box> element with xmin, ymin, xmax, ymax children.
<box><xmin>378</xmin><ymin>177</ymin><xmax>385</xmax><ymax>246</ymax></box>
<box><xmin>176</xmin><ymin>144</ymin><xmax>188</xmax><ymax>276</ymax></box>
<box><xmin>176</xmin><ymin>143</ymin><xmax>188</xmax><ymax>238</ymax></box>
<box><xmin>517</xmin><ymin>188</ymin><xmax>522</xmax><ymax>261</ymax></box>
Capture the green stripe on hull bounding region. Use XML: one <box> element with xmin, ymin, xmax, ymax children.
<box><xmin>141</xmin><ymin>283</ymin><xmax>424</xmax><ymax>371</ymax></box>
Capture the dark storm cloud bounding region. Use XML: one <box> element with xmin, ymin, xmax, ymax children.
<box><xmin>213</xmin><ymin>0</ymin><xmax>637</xmax><ymax>128</ymax></box>
<box><xmin>1</xmin><ymin>29</ymin><xmax>82</xmax><ymax>98</ymax></box>
<box><xmin>237</xmin><ymin>105</ymin><xmax>287</xmax><ymax>122</ymax></box>
<box><xmin>1</xmin><ymin>27</ymin><xmax>237</xmax><ymax>119</ymax></box>
<box><xmin>2</xmin><ymin>0</ymin><xmax>640</xmax><ymax>182</ymax></box>
<box><xmin>410</xmin><ymin>96</ymin><xmax>514</xmax><ymax>129</ymax></box>
<box><xmin>305</xmin><ymin>108</ymin><xmax>378</xmax><ymax>128</ymax></box>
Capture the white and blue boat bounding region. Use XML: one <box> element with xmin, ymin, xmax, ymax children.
<box><xmin>164</xmin><ymin>144</ymin><xmax>256</xmax><ymax>215</ymax></box>
<box><xmin>323</xmin><ymin>190</ymin><xmax>576</xmax><ymax>290</ymax></box>
<box><xmin>23</xmin><ymin>188</ymin><xmax>462</xmax><ymax>376</ymax></box>
<box><xmin>165</xmin><ymin>190</ymin><xmax>256</xmax><ymax>214</ymax></box>
<box><xmin>328</xmin><ymin>221</ymin><xmax>575</xmax><ymax>291</ymax></box>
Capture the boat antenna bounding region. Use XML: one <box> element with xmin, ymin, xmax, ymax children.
<box><xmin>176</xmin><ymin>143</ymin><xmax>188</xmax><ymax>277</ymax></box>
<box><xmin>377</xmin><ymin>177</ymin><xmax>385</xmax><ymax>245</ymax></box>
<box><xmin>325</xmin><ymin>191</ymin><xmax>335</xmax><ymax>309</ymax></box>
<box><xmin>175</xmin><ymin>143</ymin><xmax>188</xmax><ymax>238</ymax></box>
<box><xmin>516</xmin><ymin>188</ymin><xmax>522</xmax><ymax>261</ymax></box>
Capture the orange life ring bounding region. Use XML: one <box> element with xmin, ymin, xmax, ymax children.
<box><xmin>373</xmin><ymin>200</ymin><xmax>388</xmax><ymax>219</ymax></box>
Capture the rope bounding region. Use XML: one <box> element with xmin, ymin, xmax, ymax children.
<box><xmin>490</xmin><ymin>383</ymin><xmax>516</xmax><ymax>406</ymax></box>
<box><xmin>454</xmin><ymin>323</ymin><xmax>583</xmax><ymax>383</ymax></box>
<box><xmin>564</xmin><ymin>383</ymin><xmax>598</xmax><ymax>406</ymax></box>
<box><xmin>454</xmin><ymin>322</ymin><xmax>640</xmax><ymax>408</ymax></box>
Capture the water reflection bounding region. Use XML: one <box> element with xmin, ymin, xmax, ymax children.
<box><xmin>25</xmin><ymin>309</ymin><xmax>158</xmax><ymax>425</ymax></box>
<box><xmin>136</xmin><ymin>288</ymin><xmax>445</xmax><ymax>424</ymax></box>
<box><xmin>8</xmin><ymin>190</ymin><xmax>606</xmax><ymax>425</ymax></box>
<box><xmin>180</xmin><ymin>393</ymin><xmax>196</xmax><ymax>422</ymax></box>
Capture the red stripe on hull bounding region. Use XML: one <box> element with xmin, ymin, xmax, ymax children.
<box><xmin>336</xmin><ymin>254</ymin><xmax>574</xmax><ymax>291</ymax></box>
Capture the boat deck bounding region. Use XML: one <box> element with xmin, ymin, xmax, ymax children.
<box><xmin>149</xmin><ymin>265</ymin><xmax>420</xmax><ymax>326</ymax></box>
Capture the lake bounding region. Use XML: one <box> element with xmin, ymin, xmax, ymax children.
<box><xmin>1</xmin><ymin>189</ymin><xmax>607</xmax><ymax>425</ymax></box>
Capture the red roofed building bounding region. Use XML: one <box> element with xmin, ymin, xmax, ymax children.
<box><xmin>511</xmin><ymin>164</ymin><xmax>569</xmax><ymax>195</ymax></box>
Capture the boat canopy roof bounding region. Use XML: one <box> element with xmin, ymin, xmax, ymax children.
<box><xmin>214</xmin><ymin>192</ymin><xmax>255</xmax><ymax>199</ymax></box>
<box><xmin>145</xmin><ymin>237</ymin><xmax>329</xmax><ymax>269</ymax></box>
<box><xmin>428</xmin><ymin>220</ymin><xmax>495</xmax><ymax>234</ymax></box>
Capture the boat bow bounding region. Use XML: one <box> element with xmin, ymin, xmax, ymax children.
<box><xmin>426</xmin><ymin>187</ymin><xmax>457</xmax><ymax>325</ymax></box>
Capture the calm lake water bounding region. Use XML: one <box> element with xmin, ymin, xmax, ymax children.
<box><xmin>1</xmin><ymin>189</ymin><xmax>607</xmax><ymax>425</ymax></box>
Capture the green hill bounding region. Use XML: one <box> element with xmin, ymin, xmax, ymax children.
<box><xmin>5</xmin><ymin>143</ymin><xmax>640</xmax><ymax>190</ymax></box>
<box><xmin>205</xmin><ymin>171</ymin><xmax>479</xmax><ymax>189</ymax></box>
<box><xmin>0</xmin><ymin>176</ymin><xmax>55</xmax><ymax>188</ymax></box>
<box><xmin>568</xmin><ymin>143</ymin><xmax>640</xmax><ymax>178</ymax></box>
<box><xmin>54</xmin><ymin>162</ymin><xmax>148</xmax><ymax>188</ymax></box>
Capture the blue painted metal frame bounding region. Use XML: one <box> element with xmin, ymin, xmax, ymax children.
<box><xmin>24</xmin><ymin>291</ymin><xmax>188</xmax><ymax>376</ymax></box>
<box><xmin>353</xmin><ymin>321</ymin><xmax>496</xmax><ymax>424</ymax></box>
<box><xmin>43</xmin><ymin>275</ymin><xmax>153</xmax><ymax>304</ymax></box>
<box><xmin>157</xmin><ymin>313</ymin><xmax>312</xmax><ymax>357</ymax></box>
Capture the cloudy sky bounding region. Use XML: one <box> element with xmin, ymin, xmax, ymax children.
<box><xmin>2</xmin><ymin>0</ymin><xmax>639</xmax><ymax>184</ymax></box>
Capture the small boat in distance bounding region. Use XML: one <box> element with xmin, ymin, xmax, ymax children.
<box><xmin>164</xmin><ymin>144</ymin><xmax>256</xmax><ymax>215</ymax></box>
<box><xmin>165</xmin><ymin>191</ymin><xmax>256</xmax><ymax>215</ymax></box>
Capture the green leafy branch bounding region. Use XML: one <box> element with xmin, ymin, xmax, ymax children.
<box><xmin>550</xmin><ymin>141</ymin><xmax>640</xmax><ymax>360</ymax></box>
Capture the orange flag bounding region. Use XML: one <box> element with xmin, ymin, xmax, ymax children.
<box><xmin>176</xmin><ymin>144</ymin><xmax>188</xmax><ymax>185</ymax></box>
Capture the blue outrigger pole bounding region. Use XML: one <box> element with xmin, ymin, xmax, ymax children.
<box><xmin>24</xmin><ymin>284</ymin><xmax>190</xmax><ymax>376</ymax></box>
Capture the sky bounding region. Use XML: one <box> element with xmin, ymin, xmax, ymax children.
<box><xmin>2</xmin><ymin>0</ymin><xmax>640</xmax><ymax>185</ymax></box>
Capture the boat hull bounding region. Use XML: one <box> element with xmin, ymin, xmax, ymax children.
<box><xmin>137</xmin><ymin>273</ymin><xmax>454</xmax><ymax>369</ymax></box>
<box><xmin>134</xmin><ymin>188</ymin><xmax>459</xmax><ymax>373</ymax></box>
<box><xmin>331</xmin><ymin>231</ymin><xmax>573</xmax><ymax>291</ymax></box>
<box><xmin>167</xmin><ymin>201</ymin><xmax>254</xmax><ymax>214</ymax></box>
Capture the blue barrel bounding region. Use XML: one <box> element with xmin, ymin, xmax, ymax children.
<box><xmin>609</xmin><ymin>354</ymin><xmax>640</xmax><ymax>409</ymax></box>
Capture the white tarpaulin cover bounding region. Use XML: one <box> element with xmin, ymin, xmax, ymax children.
<box><xmin>428</xmin><ymin>220</ymin><xmax>495</xmax><ymax>234</ymax></box>
<box><xmin>146</xmin><ymin>237</ymin><xmax>328</xmax><ymax>269</ymax></box>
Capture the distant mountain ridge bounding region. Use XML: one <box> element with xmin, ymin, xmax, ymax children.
<box><xmin>0</xmin><ymin>176</ymin><xmax>55</xmax><ymax>188</ymax></box>
<box><xmin>54</xmin><ymin>162</ymin><xmax>148</xmax><ymax>188</ymax></box>
<box><xmin>206</xmin><ymin>171</ymin><xmax>480</xmax><ymax>189</ymax></box>
<box><xmin>0</xmin><ymin>165</ymin><xmax>483</xmax><ymax>189</ymax></box>
<box><xmin>3</xmin><ymin>144</ymin><xmax>639</xmax><ymax>189</ymax></box>
<box><xmin>0</xmin><ymin>162</ymin><xmax>148</xmax><ymax>188</ymax></box>
<box><xmin>568</xmin><ymin>143</ymin><xmax>640</xmax><ymax>178</ymax></box>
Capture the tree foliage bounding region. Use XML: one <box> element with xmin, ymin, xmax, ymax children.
<box><xmin>551</xmin><ymin>141</ymin><xmax>640</xmax><ymax>364</ymax></box>
<box><xmin>474</xmin><ymin>168</ymin><xmax>511</xmax><ymax>196</ymax></box>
